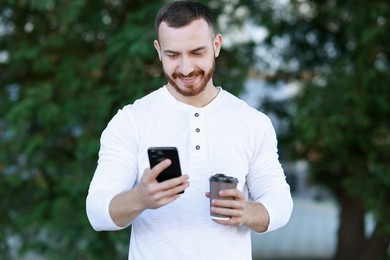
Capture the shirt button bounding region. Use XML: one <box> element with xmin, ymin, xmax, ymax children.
<box><xmin>196</xmin><ymin>128</ymin><xmax>200</xmax><ymax>133</ymax></box>
<box><xmin>195</xmin><ymin>145</ymin><xmax>200</xmax><ymax>150</ymax></box>
<box><xmin>194</xmin><ymin>113</ymin><xmax>199</xmax><ymax>117</ymax></box>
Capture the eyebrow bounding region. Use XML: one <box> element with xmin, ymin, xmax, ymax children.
<box><xmin>163</xmin><ymin>46</ymin><xmax>207</xmax><ymax>55</ymax></box>
<box><xmin>190</xmin><ymin>47</ymin><xmax>207</xmax><ymax>53</ymax></box>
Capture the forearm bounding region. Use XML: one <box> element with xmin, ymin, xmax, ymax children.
<box><xmin>242</xmin><ymin>201</ymin><xmax>270</xmax><ymax>233</ymax></box>
<box><xmin>109</xmin><ymin>187</ymin><xmax>145</xmax><ymax>228</ymax></box>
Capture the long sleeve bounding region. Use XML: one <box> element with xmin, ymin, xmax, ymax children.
<box><xmin>247</xmin><ymin>116</ymin><xmax>293</xmax><ymax>232</ymax></box>
<box><xmin>86</xmin><ymin>107</ymin><xmax>139</xmax><ymax>231</ymax></box>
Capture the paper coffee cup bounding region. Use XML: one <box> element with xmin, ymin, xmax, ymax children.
<box><xmin>209</xmin><ymin>173</ymin><xmax>238</xmax><ymax>220</ymax></box>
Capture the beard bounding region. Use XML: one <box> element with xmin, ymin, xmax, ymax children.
<box><xmin>163</xmin><ymin>59</ymin><xmax>216</xmax><ymax>97</ymax></box>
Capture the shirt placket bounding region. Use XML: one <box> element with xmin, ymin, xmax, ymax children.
<box><xmin>190</xmin><ymin>111</ymin><xmax>207</xmax><ymax>160</ymax></box>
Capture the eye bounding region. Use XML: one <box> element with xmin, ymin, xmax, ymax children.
<box><xmin>164</xmin><ymin>52</ymin><xmax>179</xmax><ymax>59</ymax></box>
<box><xmin>192</xmin><ymin>51</ymin><xmax>204</xmax><ymax>56</ymax></box>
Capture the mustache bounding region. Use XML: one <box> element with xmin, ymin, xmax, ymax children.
<box><xmin>172</xmin><ymin>69</ymin><xmax>204</xmax><ymax>79</ymax></box>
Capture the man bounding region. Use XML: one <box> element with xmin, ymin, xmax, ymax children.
<box><xmin>86</xmin><ymin>1</ymin><xmax>293</xmax><ymax>259</ymax></box>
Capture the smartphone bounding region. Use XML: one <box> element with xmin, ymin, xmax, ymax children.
<box><xmin>147</xmin><ymin>147</ymin><xmax>183</xmax><ymax>184</ymax></box>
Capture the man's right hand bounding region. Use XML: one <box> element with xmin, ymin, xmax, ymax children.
<box><xmin>135</xmin><ymin>159</ymin><xmax>189</xmax><ymax>209</ymax></box>
<box><xmin>109</xmin><ymin>159</ymin><xmax>189</xmax><ymax>227</ymax></box>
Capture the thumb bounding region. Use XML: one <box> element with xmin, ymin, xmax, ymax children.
<box><xmin>148</xmin><ymin>158</ymin><xmax>171</xmax><ymax>181</ymax></box>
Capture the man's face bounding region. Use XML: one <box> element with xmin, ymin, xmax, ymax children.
<box><xmin>154</xmin><ymin>19</ymin><xmax>222</xmax><ymax>97</ymax></box>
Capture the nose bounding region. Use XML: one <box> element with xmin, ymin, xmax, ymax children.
<box><xmin>178</xmin><ymin>56</ymin><xmax>194</xmax><ymax>76</ymax></box>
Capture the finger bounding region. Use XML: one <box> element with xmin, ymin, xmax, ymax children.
<box><xmin>212</xmin><ymin>198</ymin><xmax>242</xmax><ymax>209</ymax></box>
<box><xmin>210</xmin><ymin>206</ymin><xmax>234</xmax><ymax>221</ymax></box>
<box><xmin>213</xmin><ymin>217</ymin><xmax>241</xmax><ymax>226</ymax></box>
<box><xmin>219</xmin><ymin>189</ymin><xmax>243</xmax><ymax>200</ymax></box>
<box><xmin>149</xmin><ymin>159</ymin><xmax>172</xmax><ymax>180</ymax></box>
<box><xmin>158</xmin><ymin>174</ymin><xmax>189</xmax><ymax>188</ymax></box>
<box><xmin>153</xmin><ymin>193</ymin><xmax>181</xmax><ymax>208</ymax></box>
<box><xmin>205</xmin><ymin>192</ymin><xmax>210</xmax><ymax>198</ymax></box>
<box><xmin>158</xmin><ymin>175</ymin><xmax>190</xmax><ymax>193</ymax></box>
<box><xmin>170</xmin><ymin>179</ymin><xmax>190</xmax><ymax>194</ymax></box>
<box><xmin>211</xmin><ymin>207</ymin><xmax>244</xmax><ymax>224</ymax></box>
<box><xmin>154</xmin><ymin>180</ymin><xmax>189</xmax><ymax>204</ymax></box>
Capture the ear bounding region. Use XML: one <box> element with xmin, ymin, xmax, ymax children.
<box><xmin>154</xmin><ymin>40</ymin><xmax>162</xmax><ymax>61</ymax></box>
<box><xmin>213</xmin><ymin>34</ymin><xmax>223</xmax><ymax>58</ymax></box>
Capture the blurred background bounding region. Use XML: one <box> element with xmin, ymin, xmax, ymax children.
<box><xmin>0</xmin><ymin>0</ymin><xmax>389</xmax><ymax>259</ymax></box>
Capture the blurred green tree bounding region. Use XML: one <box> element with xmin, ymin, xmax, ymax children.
<box><xmin>247</xmin><ymin>0</ymin><xmax>390</xmax><ymax>259</ymax></box>
<box><xmin>0</xmin><ymin>0</ymin><xmax>255</xmax><ymax>258</ymax></box>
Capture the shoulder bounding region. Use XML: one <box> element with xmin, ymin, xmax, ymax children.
<box><xmin>119</xmin><ymin>87</ymin><xmax>167</xmax><ymax>116</ymax></box>
<box><xmin>102</xmin><ymin>87</ymin><xmax>163</xmax><ymax>129</ymax></box>
<box><xmin>130</xmin><ymin>87</ymin><xmax>165</xmax><ymax>109</ymax></box>
<box><xmin>220</xmin><ymin>89</ymin><xmax>270</xmax><ymax>123</ymax></box>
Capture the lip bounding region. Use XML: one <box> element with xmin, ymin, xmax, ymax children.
<box><xmin>179</xmin><ymin>75</ymin><xmax>198</xmax><ymax>85</ymax></box>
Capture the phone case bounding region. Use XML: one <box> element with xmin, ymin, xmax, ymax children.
<box><xmin>147</xmin><ymin>147</ymin><xmax>183</xmax><ymax>184</ymax></box>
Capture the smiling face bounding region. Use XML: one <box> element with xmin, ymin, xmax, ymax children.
<box><xmin>154</xmin><ymin>19</ymin><xmax>222</xmax><ymax>98</ymax></box>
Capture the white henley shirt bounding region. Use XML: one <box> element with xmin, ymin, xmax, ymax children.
<box><xmin>86</xmin><ymin>86</ymin><xmax>293</xmax><ymax>260</ymax></box>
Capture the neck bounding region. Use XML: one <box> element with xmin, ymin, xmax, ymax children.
<box><xmin>167</xmin><ymin>84</ymin><xmax>220</xmax><ymax>108</ymax></box>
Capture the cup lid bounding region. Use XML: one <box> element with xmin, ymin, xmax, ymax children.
<box><xmin>209</xmin><ymin>173</ymin><xmax>238</xmax><ymax>183</ymax></box>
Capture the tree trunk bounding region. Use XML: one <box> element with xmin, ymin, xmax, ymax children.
<box><xmin>334</xmin><ymin>192</ymin><xmax>366</xmax><ymax>260</ymax></box>
<box><xmin>359</xmin><ymin>218</ymin><xmax>390</xmax><ymax>260</ymax></box>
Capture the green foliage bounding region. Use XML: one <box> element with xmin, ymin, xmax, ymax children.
<box><xmin>247</xmin><ymin>0</ymin><xmax>390</xmax><ymax>256</ymax></box>
<box><xmin>0</xmin><ymin>0</ymin><xmax>255</xmax><ymax>258</ymax></box>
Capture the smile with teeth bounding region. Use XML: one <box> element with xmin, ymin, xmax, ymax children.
<box><xmin>179</xmin><ymin>74</ymin><xmax>199</xmax><ymax>84</ymax></box>
<box><xmin>181</xmin><ymin>76</ymin><xmax>196</xmax><ymax>80</ymax></box>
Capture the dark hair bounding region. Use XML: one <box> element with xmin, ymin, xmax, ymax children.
<box><xmin>155</xmin><ymin>1</ymin><xmax>215</xmax><ymax>40</ymax></box>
